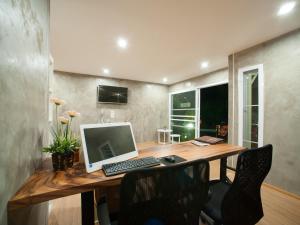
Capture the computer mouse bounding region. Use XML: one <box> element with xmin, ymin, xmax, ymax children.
<box><xmin>164</xmin><ymin>156</ymin><xmax>176</xmax><ymax>163</ymax></box>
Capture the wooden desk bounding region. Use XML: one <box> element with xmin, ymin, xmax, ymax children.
<box><xmin>8</xmin><ymin>142</ymin><xmax>245</xmax><ymax>225</ymax></box>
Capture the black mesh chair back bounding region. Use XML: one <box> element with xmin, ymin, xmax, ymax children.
<box><xmin>222</xmin><ymin>144</ymin><xmax>273</xmax><ymax>225</ymax></box>
<box><xmin>118</xmin><ymin>159</ymin><xmax>209</xmax><ymax>225</ymax></box>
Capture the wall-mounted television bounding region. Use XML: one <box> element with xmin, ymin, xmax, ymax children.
<box><xmin>97</xmin><ymin>85</ymin><xmax>128</xmax><ymax>104</ymax></box>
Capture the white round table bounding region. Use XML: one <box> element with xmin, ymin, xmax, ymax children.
<box><xmin>157</xmin><ymin>129</ymin><xmax>172</xmax><ymax>144</ymax></box>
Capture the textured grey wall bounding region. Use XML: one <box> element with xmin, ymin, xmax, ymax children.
<box><xmin>0</xmin><ymin>0</ymin><xmax>49</xmax><ymax>225</ymax></box>
<box><xmin>169</xmin><ymin>68</ymin><xmax>228</xmax><ymax>93</ymax></box>
<box><xmin>53</xmin><ymin>71</ymin><xmax>169</xmax><ymax>144</ymax></box>
<box><xmin>228</xmin><ymin>29</ymin><xmax>300</xmax><ymax>195</ymax></box>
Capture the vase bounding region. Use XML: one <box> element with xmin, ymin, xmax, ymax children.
<box><xmin>52</xmin><ymin>152</ymin><xmax>74</xmax><ymax>171</ymax></box>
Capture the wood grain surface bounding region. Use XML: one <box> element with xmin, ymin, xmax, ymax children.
<box><xmin>8</xmin><ymin>142</ymin><xmax>245</xmax><ymax>211</ymax></box>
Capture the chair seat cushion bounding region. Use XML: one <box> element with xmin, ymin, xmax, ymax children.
<box><xmin>203</xmin><ymin>181</ymin><xmax>231</xmax><ymax>223</ymax></box>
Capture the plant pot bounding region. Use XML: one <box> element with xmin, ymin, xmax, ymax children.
<box><xmin>52</xmin><ymin>152</ymin><xmax>74</xmax><ymax>171</ymax></box>
<box><xmin>52</xmin><ymin>153</ymin><xmax>67</xmax><ymax>171</ymax></box>
<box><xmin>73</xmin><ymin>147</ymin><xmax>80</xmax><ymax>163</ymax></box>
<box><xmin>65</xmin><ymin>151</ymin><xmax>74</xmax><ymax>168</ymax></box>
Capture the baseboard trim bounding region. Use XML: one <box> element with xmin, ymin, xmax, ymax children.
<box><xmin>263</xmin><ymin>182</ymin><xmax>300</xmax><ymax>200</ymax></box>
<box><xmin>224</xmin><ymin>170</ymin><xmax>300</xmax><ymax>200</ymax></box>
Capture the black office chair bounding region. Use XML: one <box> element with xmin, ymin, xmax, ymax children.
<box><xmin>97</xmin><ymin>159</ymin><xmax>210</xmax><ymax>225</ymax></box>
<box><xmin>201</xmin><ymin>144</ymin><xmax>273</xmax><ymax>225</ymax></box>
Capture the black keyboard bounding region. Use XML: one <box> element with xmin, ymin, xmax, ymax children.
<box><xmin>102</xmin><ymin>156</ymin><xmax>161</xmax><ymax>176</ymax></box>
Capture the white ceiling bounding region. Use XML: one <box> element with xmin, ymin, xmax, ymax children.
<box><xmin>50</xmin><ymin>0</ymin><xmax>300</xmax><ymax>84</ymax></box>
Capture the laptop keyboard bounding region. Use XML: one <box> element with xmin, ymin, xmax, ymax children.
<box><xmin>102</xmin><ymin>156</ymin><xmax>161</xmax><ymax>176</ymax></box>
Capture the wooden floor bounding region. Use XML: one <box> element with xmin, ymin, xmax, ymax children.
<box><xmin>48</xmin><ymin>144</ymin><xmax>300</xmax><ymax>225</ymax></box>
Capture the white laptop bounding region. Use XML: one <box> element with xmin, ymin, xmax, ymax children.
<box><xmin>80</xmin><ymin>122</ymin><xmax>138</xmax><ymax>173</ymax></box>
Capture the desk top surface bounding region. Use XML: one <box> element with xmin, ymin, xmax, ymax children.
<box><xmin>8</xmin><ymin>142</ymin><xmax>245</xmax><ymax>211</ymax></box>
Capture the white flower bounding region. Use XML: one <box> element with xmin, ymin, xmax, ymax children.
<box><xmin>58</xmin><ymin>116</ymin><xmax>69</xmax><ymax>124</ymax></box>
<box><xmin>67</xmin><ymin>110</ymin><xmax>80</xmax><ymax>118</ymax></box>
<box><xmin>50</xmin><ymin>97</ymin><xmax>65</xmax><ymax>106</ymax></box>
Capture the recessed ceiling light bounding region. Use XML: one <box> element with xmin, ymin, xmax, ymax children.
<box><xmin>102</xmin><ymin>68</ymin><xmax>110</xmax><ymax>75</ymax></box>
<box><xmin>277</xmin><ymin>1</ymin><xmax>296</xmax><ymax>16</ymax></box>
<box><xmin>201</xmin><ymin>61</ymin><xmax>209</xmax><ymax>68</ymax></box>
<box><xmin>186</xmin><ymin>82</ymin><xmax>192</xmax><ymax>87</ymax></box>
<box><xmin>117</xmin><ymin>37</ymin><xmax>128</xmax><ymax>49</ymax></box>
<box><xmin>163</xmin><ymin>77</ymin><xmax>168</xmax><ymax>83</ymax></box>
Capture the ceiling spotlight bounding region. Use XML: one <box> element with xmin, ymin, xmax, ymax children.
<box><xmin>277</xmin><ymin>1</ymin><xmax>296</xmax><ymax>16</ymax></box>
<box><xmin>102</xmin><ymin>68</ymin><xmax>110</xmax><ymax>75</ymax></box>
<box><xmin>201</xmin><ymin>61</ymin><xmax>209</xmax><ymax>68</ymax></box>
<box><xmin>117</xmin><ymin>37</ymin><xmax>128</xmax><ymax>49</ymax></box>
<box><xmin>163</xmin><ymin>77</ymin><xmax>168</xmax><ymax>83</ymax></box>
<box><xmin>186</xmin><ymin>82</ymin><xmax>192</xmax><ymax>87</ymax></box>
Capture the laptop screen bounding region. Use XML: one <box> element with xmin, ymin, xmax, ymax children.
<box><xmin>83</xmin><ymin>125</ymin><xmax>136</xmax><ymax>164</ymax></box>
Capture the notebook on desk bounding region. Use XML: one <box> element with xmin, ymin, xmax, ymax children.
<box><xmin>195</xmin><ymin>136</ymin><xmax>224</xmax><ymax>145</ymax></box>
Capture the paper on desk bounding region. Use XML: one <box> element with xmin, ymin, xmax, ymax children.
<box><xmin>192</xmin><ymin>140</ymin><xmax>210</xmax><ymax>147</ymax></box>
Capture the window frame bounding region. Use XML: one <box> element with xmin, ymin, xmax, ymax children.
<box><xmin>169</xmin><ymin>89</ymin><xmax>198</xmax><ymax>140</ymax></box>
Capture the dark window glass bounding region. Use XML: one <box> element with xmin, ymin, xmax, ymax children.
<box><xmin>172</xmin><ymin>91</ymin><xmax>196</xmax><ymax>109</ymax></box>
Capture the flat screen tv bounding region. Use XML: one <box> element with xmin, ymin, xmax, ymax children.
<box><xmin>97</xmin><ymin>85</ymin><xmax>128</xmax><ymax>104</ymax></box>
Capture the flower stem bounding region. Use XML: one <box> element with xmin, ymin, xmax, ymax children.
<box><xmin>55</xmin><ymin>105</ymin><xmax>58</xmax><ymax>136</ymax></box>
<box><xmin>66</xmin><ymin>117</ymin><xmax>73</xmax><ymax>139</ymax></box>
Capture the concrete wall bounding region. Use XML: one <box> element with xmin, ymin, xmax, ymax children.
<box><xmin>228</xmin><ymin>29</ymin><xmax>300</xmax><ymax>195</ymax></box>
<box><xmin>53</xmin><ymin>71</ymin><xmax>169</xmax><ymax>144</ymax></box>
<box><xmin>0</xmin><ymin>0</ymin><xmax>50</xmax><ymax>225</ymax></box>
<box><xmin>169</xmin><ymin>68</ymin><xmax>228</xmax><ymax>93</ymax></box>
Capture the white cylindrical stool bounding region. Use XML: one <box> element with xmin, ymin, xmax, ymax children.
<box><xmin>157</xmin><ymin>129</ymin><xmax>172</xmax><ymax>144</ymax></box>
<box><xmin>170</xmin><ymin>134</ymin><xmax>181</xmax><ymax>144</ymax></box>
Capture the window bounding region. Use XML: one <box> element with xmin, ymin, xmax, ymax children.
<box><xmin>238</xmin><ymin>64</ymin><xmax>264</xmax><ymax>148</ymax></box>
<box><xmin>170</xmin><ymin>90</ymin><xmax>197</xmax><ymax>141</ymax></box>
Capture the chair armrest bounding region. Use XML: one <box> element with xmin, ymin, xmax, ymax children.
<box><xmin>97</xmin><ymin>197</ymin><xmax>112</xmax><ymax>225</ymax></box>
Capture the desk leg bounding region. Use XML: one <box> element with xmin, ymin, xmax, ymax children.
<box><xmin>81</xmin><ymin>191</ymin><xmax>94</xmax><ymax>225</ymax></box>
<box><xmin>220</xmin><ymin>157</ymin><xmax>233</xmax><ymax>184</ymax></box>
<box><xmin>220</xmin><ymin>157</ymin><xmax>227</xmax><ymax>182</ymax></box>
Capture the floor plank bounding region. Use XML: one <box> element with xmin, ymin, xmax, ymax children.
<box><xmin>48</xmin><ymin>193</ymin><xmax>81</xmax><ymax>225</ymax></box>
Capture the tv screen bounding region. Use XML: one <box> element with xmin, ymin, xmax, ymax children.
<box><xmin>97</xmin><ymin>85</ymin><xmax>128</xmax><ymax>104</ymax></box>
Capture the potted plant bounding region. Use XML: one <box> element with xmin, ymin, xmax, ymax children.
<box><xmin>43</xmin><ymin>97</ymin><xmax>81</xmax><ymax>171</ymax></box>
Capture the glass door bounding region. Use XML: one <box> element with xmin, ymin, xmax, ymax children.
<box><xmin>238</xmin><ymin>65</ymin><xmax>264</xmax><ymax>148</ymax></box>
<box><xmin>170</xmin><ymin>90</ymin><xmax>197</xmax><ymax>141</ymax></box>
<box><xmin>199</xmin><ymin>84</ymin><xmax>228</xmax><ymax>139</ymax></box>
